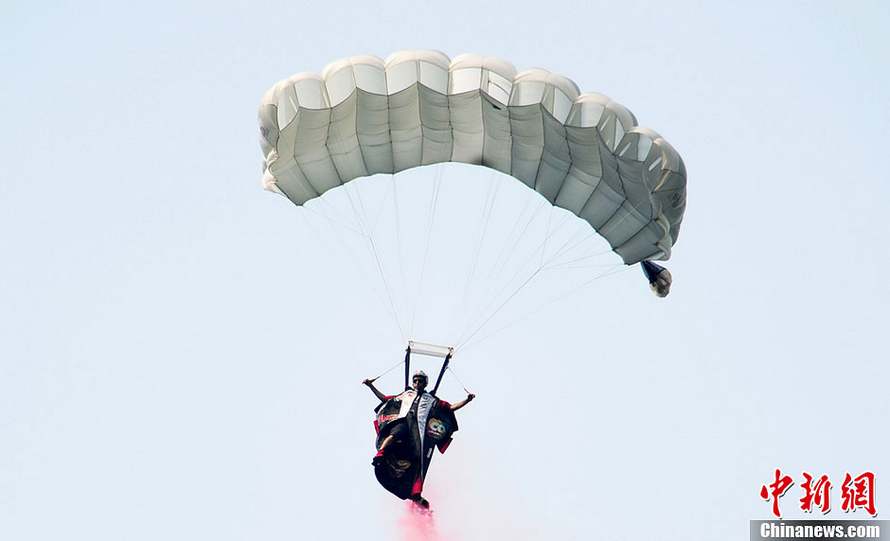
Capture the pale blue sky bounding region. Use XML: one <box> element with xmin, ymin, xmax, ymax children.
<box><xmin>2</xmin><ymin>1</ymin><xmax>889</xmax><ymax>540</ymax></box>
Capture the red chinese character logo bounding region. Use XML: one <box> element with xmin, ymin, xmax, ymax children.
<box><xmin>841</xmin><ymin>472</ymin><xmax>877</xmax><ymax>516</ymax></box>
<box><xmin>800</xmin><ymin>472</ymin><xmax>832</xmax><ymax>514</ymax></box>
<box><xmin>761</xmin><ymin>469</ymin><xmax>795</xmax><ymax>518</ymax></box>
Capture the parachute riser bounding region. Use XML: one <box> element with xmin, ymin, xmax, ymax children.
<box><xmin>431</xmin><ymin>353</ymin><xmax>451</xmax><ymax>397</ymax></box>
<box><xmin>403</xmin><ymin>346</ymin><xmax>412</xmax><ymax>391</ymax></box>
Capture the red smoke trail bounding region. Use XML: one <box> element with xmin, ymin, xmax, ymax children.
<box><xmin>398</xmin><ymin>501</ymin><xmax>442</xmax><ymax>541</ymax></box>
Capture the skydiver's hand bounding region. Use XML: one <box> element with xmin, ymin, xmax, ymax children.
<box><xmin>467</xmin><ymin>393</ymin><xmax>476</xmax><ymax>401</ymax></box>
<box><xmin>362</xmin><ymin>379</ymin><xmax>374</xmax><ymax>386</ymax></box>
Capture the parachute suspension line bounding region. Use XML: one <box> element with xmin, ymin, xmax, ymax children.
<box><xmin>369</xmin><ymin>357</ymin><xmax>408</xmax><ymax>384</ymax></box>
<box><xmin>297</xmin><ymin>206</ymin><xmax>405</xmax><ymax>341</ymax></box>
<box><xmin>456</xmin><ymin>209</ymin><xmax>571</xmax><ymax>346</ymax></box>
<box><xmin>543</xmin><ymin>229</ymin><xmax>598</xmax><ymax>266</ymax></box>
<box><xmin>322</xmin><ymin>187</ymin><xmax>365</xmax><ymax>232</ymax></box>
<box><xmin>343</xmin><ymin>181</ymin><xmax>371</xmax><ymax>234</ymax></box>
<box><xmin>368</xmin><ymin>175</ymin><xmax>396</xmax><ymax>234</ymax></box>
<box><xmin>447</xmin><ymin>365</ymin><xmax>472</xmax><ymax>394</ymax></box>
<box><xmin>540</xmin><ymin>212</ymin><xmax>572</xmax><ymax>267</ymax></box>
<box><xmin>367</xmin><ymin>234</ymin><xmax>406</xmax><ymax>340</ymax></box>
<box><xmin>467</xmin><ymin>213</ymin><xmax>565</xmax><ymax>328</ymax></box>
<box><xmin>459</xmin><ymin>197</ymin><xmax>546</xmax><ymax>340</ymax></box>
<box><xmin>542</xmin><ymin>220</ymin><xmax>590</xmax><ymax>267</ymax></box>
<box><xmin>480</xmin><ymin>196</ymin><xmax>542</xmax><ymax>290</ymax></box>
<box><xmin>456</xmin><ymin>266</ymin><xmax>545</xmax><ymax>349</ymax></box>
<box><xmin>457</xmin><ymin>264</ymin><xmax>632</xmax><ymax>354</ymax></box>
<box><xmin>301</xmin><ymin>205</ymin><xmax>368</xmax><ymax>270</ymax></box>
<box><xmin>550</xmin><ymin>260</ymin><xmax>617</xmax><ymax>271</ymax></box>
<box><xmin>478</xmin><ymin>198</ymin><xmax>552</xmax><ymax>298</ymax></box>
<box><xmin>301</xmin><ymin>201</ymin><xmax>366</xmax><ymax>237</ymax></box>
<box><xmin>295</xmin><ymin>207</ymin><xmax>323</xmax><ymax>252</ymax></box>
<box><xmin>544</xmin><ymin>246</ymin><xmax>615</xmax><ymax>270</ymax></box>
<box><xmin>408</xmin><ymin>165</ymin><xmax>445</xmax><ymax>336</ymax></box>
<box><xmin>540</xmin><ymin>205</ymin><xmax>556</xmax><ymax>268</ymax></box>
<box><xmin>391</xmin><ymin>173</ymin><xmax>409</xmax><ymax>320</ymax></box>
<box><xmin>354</xmin><ymin>177</ymin><xmax>404</xmax><ymax>334</ymax></box>
<box><xmin>456</xmin><ymin>171</ymin><xmax>500</xmax><ymax>326</ymax></box>
<box><xmin>353</xmin><ymin>178</ymin><xmax>374</xmax><ymax>233</ymax></box>
<box><xmin>278</xmin><ymin>175</ymin><xmax>360</xmax><ymax>236</ymax></box>
<box><xmin>340</xmin><ymin>176</ymin><xmax>407</xmax><ymax>341</ymax></box>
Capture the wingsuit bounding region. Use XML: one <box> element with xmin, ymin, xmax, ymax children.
<box><xmin>372</xmin><ymin>372</ymin><xmax>462</xmax><ymax>503</ymax></box>
<box><xmin>372</xmin><ymin>386</ymin><xmax>458</xmax><ymax>501</ymax></box>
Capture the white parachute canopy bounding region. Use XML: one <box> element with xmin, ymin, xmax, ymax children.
<box><xmin>258</xmin><ymin>50</ymin><xmax>686</xmax><ymax>265</ymax></box>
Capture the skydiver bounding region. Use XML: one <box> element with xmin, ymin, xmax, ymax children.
<box><xmin>363</xmin><ymin>370</ymin><xmax>474</xmax><ymax>507</ymax></box>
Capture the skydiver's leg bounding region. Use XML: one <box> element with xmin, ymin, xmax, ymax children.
<box><xmin>380</xmin><ymin>422</ymin><xmax>407</xmax><ymax>452</ymax></box>
<box><xmin>410</xmin><ymin>479</ymin><xmax>429</xmax><ymax>509</ymax></box>
<box><xmin>410</xmin><ymin>475</ymin><xmax>424</xmax><ymax>499</ymax></box>
<box><xmin>376</xmin><ymin>434</ymin><xmax>396</xmax><ymax>453</ymax></box>
<box><xmin>373</xmin><ymin>422</ymin><xmax>407</xmax><ymax>464</ymax></box>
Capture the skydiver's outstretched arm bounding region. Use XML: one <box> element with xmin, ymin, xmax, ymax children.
<box><xmin>450</xmin><ymin>393</ymin><xmax>476</xmax><ymax>411</ymax></box>
<box><xmin>362</xmin><ymin>379</ymin><xmax>387</xmax><ymax>402</ymax></box>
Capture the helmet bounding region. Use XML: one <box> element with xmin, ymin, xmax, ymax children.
<box><xmin>412</xmin><ymin>370</ymin><xmax>428</xmax><ymax>383</ymax></box>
